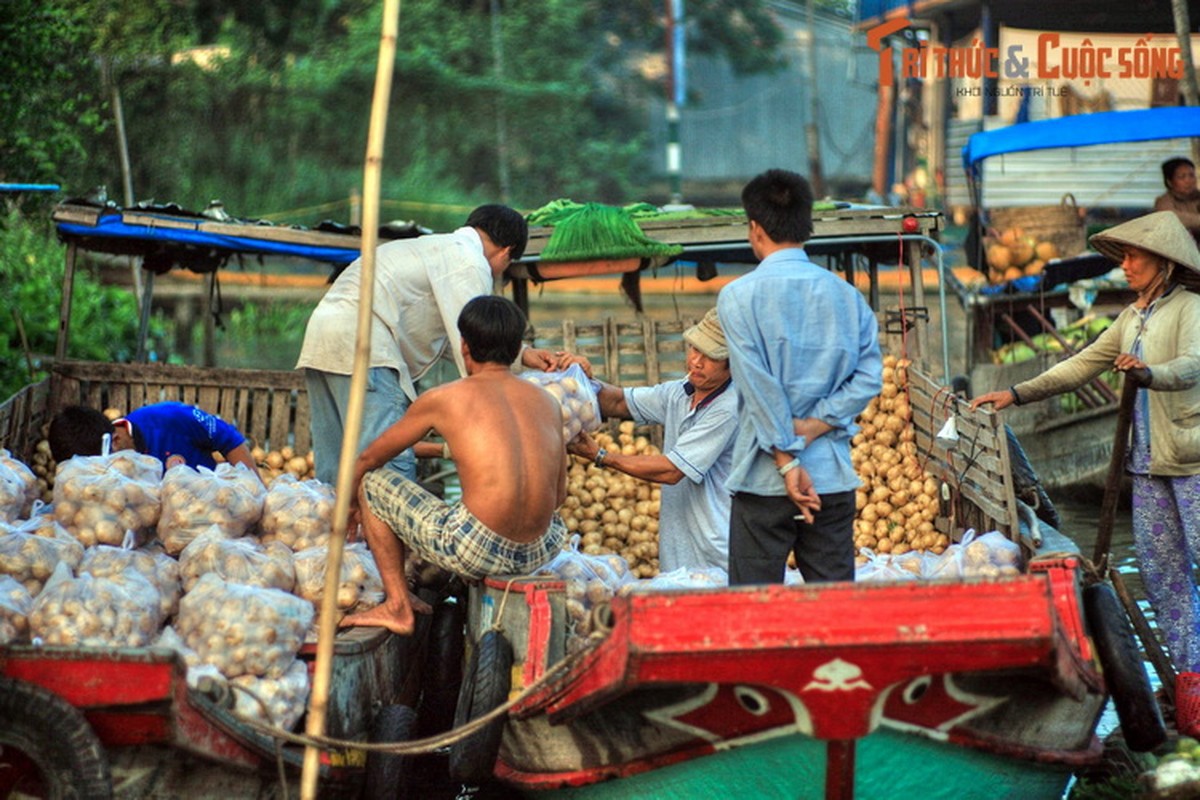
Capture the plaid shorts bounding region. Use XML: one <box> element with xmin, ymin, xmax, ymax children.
<box><xmin>361</xmin><ymin>468</ymin><xmax>566</xmax><ymax>581</ymax></box>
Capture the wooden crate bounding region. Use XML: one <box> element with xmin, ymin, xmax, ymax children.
<box><xmin>0</xmin><ymin>361</ymin><xmax>309</xmax><ymax>462</ymax></box>
<box><xmin>907</xmin><ymin>366</ymin><xmax>1019</xmax><ymax>538</ymax></box>
<box><xmin>530</xmin><ymin>317</ymin><xmax>698</xmax><ymax>386</ymax></box>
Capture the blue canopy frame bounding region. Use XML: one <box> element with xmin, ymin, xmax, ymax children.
<box><xmin>962</xmin><ymin>107</ymin><xmax>1200</xmax><ymax>176</ymax></box>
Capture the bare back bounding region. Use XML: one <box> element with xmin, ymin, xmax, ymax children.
<box><xmin>423</xmin><ymin>369</ymin><xmax>566</xmax><ymax>542</ymax></box>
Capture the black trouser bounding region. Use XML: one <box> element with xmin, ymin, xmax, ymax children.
<box><xmin>727</xmin><ymin>490</ymin><xmax>856</xmax><ymax>585</ymax></box>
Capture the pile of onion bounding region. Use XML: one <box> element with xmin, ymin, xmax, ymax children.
<box><xmin>851</xmin><ymin>355</ymin><xmax>949</xmax><ymax>558</ymax></box>
<box><xmin>558</xmin><ymin>421</ymin><xmax>661</xmax><ymax>578</ymax></box>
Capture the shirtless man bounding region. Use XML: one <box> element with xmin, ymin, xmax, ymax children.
<box><xmin>341</xmin><ymin>295</ymin><xmax>568</xmax><ymax>635</ymax></box>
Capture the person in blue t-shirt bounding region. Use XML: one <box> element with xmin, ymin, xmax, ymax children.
<box><xmin>48</xmin><ymin>402</ymin><xmax>262</xmax><ymax>482</ymax></box>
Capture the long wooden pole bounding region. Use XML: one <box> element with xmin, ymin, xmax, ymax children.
<box><xmin>1092</xmin><ymin>377</ymin><xmax>1137</xmax><ymax>573</ymax></box>
<box><xmin>300</xmin><ymin>1</ymin><xmax>401</xmax><ymax>796</ymax></box>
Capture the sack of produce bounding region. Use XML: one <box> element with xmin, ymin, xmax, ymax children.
<box><xmin>292</xmin><ymin>542</ymin><xmax>383</xmax><ymax>624</ymax></box>
<box><xmin>854</xmin><ymin>548</ymin><xmax>923</xmax><ymax>582</ymax></box>
<box><xmin>155</xmin><ymin>624</ymin><xmax>202</xmax><ymax>670</ymax></box>
<box><xmin>159</xmin><ymin>463</ymin><xmax>266</xmax><ymax>555</ymax></box>
<box><xmin>231</xmin><ymin>658</ymin><xmax>311</xmax><ymax>731</ymax></box>
<box><xmin>0</xmin><ymin>526</ymin><xmax>86</xmax><ymax>596</ymax></box>
<box><xmin>11</xmin><ymin>502</ymin><xmax>73</xmax><ymax>541</ymax></box>
<box><xmin>53</xmin><ymin>451</ymin><xmax>163</xmax><ymax>547</ymax></box>
<box><xmin>79</xmin><ymin>543</ymin><xmax>182</xmax><ymax>620</ymax></box>
<box><xmin>0</xmin><ymin>450</ymin><xmax>38</xmax><ymax>522</ymax></box>
<box><xmin>177</xmin><ymin>573</ymin><xmax>312</xmax><ymax>679</ymax></box>
<box><xmin>29</xmin><ymin>561</ymin><xmax>165</xmax><ymax>647</ymax></box>
<box><xmin>259</xmin><ymin>474</ymin><xmax>335</xmax><ymax>552</ymax></box>
<box><xmin>520</xmin><ymin>363</ymin><xmax>602</xmax><ymax>443</ymax></box>
<box><xmin>619</xmin><ymin>565</ymin><xmax>727</xmax><ymax>593</ymax></box>
<box><xmin>927</xmin><ymin>529</ymin><xmax>1022</xmax><ymax>580</ymax></box>
<box><xmin>179</xmin><ymin>527</ymin><xmax>295</xmax><ymax>593</ymax></box>
<box><xmin>0</xmin><ymin>575</ymin><xmax>33</xmax><ymax>644</ymax></box>
<box><xmin>538</xmin><ymin>537</ymin><xmax>633</xmax><ymax>647</ymax></box>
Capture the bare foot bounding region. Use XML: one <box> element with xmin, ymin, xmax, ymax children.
<box><xmin>339</xmin><ymin>600</ymin><xmax>415</xmax><ymax>636</ymax></box>
<box><xmin>409</xmin><ymin>590</ymin><xmax>434</xmax><ymax>616</ymax></box>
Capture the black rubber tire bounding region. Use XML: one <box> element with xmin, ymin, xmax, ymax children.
<box><xmin>447</xmin><ymin>630</ymin><xmax>513</xmax><ymax>785</ymax></box>
<box><xmin>1083</xmin><ymin>582</ymin><xmax>1167</xmax><ymax>752</ymax></box>
<box><xmin>418</xmin><ymin>599</ymin><xmax>467</xmax><ymax>738</ymax></box>
<box><xmin>0</xmin><ymin>676</ymin><xmax>112</xmax><ymax>799</ymax></box>
<box><xmin>363</xmin><ymin>704</ymin><xmax>418</xmax><ymax>800</ymax></box>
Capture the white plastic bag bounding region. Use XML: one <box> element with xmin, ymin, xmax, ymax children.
<box><xmin>520</xmin><ymin>363</ymin><xmax>602</xmax><ymax>442</ymax></box>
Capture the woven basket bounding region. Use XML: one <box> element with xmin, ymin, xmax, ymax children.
<box><xmin>986</xmin><ymin>194</ymin><xmax>1087</xmax><ymax>259</ymax></box>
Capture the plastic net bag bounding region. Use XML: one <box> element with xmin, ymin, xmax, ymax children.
<box><xmin>619</xmin><ymin>565</ymin><xmax>728</xmax><ymax>594</ymax></box>
<box><xmin>12</xmin><ymin>501</ymin><xmax>73</xmax><ymax>541</ymax></box>
<box><xmin>179</xmin><ymin>527</ymin><xmax>295</xmax><ymax>593</ymax></box>
<box><xmin>259</xmin><ymin>474</ymin><xmax>335</xmax><ymax>552</ymax></box>
<box><xmin>0</xmin><ymin>574</ymin><xmax>33</xmax><ymax>644</ymax></box>
<box><xmin>0</xmin><ymin>525</ymin><xmax>86</xmax><ymax>597</ymax></box>
<box><xmin>0</xmin><ymin>449</ymin><xmax>38</xmax><ymax>522</ymax></box>
<box><xmin>29</xmin><ymin>561</ymin><xmax>165</xmax><ymax>647</ymax></box>
<box><xmin>855</xmin><ymin>548</ymin><xmax>923</xmax><ymax>582</ymax></box>
<box><xmin>177</xmin><ymin>573</ymin><xmax>313</xmax><ymax>679</ymax></box>
<box><xmin>231</xmin><ymin>658</ymin><xmax>311</xmax><ymax>731</ymax></box>
<box><xmin>79</xmin><ymin>542</ymin><xmax>182</xmax><ymax>620</ymax></box>
<box><xmin>159</xmin><ymin>463</ymin><xmax>266</xmax><ymax>554</ymax></box>
<box><xmin>53</xmin><ymin>451</ymin><xmax>163</xmax><ymax>547</ymax></box>
<box><xmin>293</xmin><ymin>542</ymin><xmax>383</xmax><ymax>627</ymax></box>
<box><xmin>519</xmin><ymin>363</ymin><xmax>602</xmax><ymax>442</ymax></box>
<box><xmin>537</xmin><ymin>536</ymin><xmax>633</xmax><ymax>647</ymax></box>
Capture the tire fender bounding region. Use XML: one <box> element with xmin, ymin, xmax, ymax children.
<box><xmin>1083</xmin><ymin>582</ymin><xmax>1167</xmax><ymax>752</ymax></box>
<box><xmin>447</xmin><ymin>629</ymin><xmax>513</xmax><ymax>785</ymax></box>
<box><xmin>0</xmin><ymin>676</ymin><xmax>112</xmax><ymax>799</ymax></box>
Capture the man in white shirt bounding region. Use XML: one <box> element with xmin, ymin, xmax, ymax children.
<box><xmin>297</xmin><ymin>204</ymin><xmax>561</xmax><ymax>485</ymax></box>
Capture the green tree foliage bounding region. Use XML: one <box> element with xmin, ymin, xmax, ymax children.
<box><xmin>0</xmin><ymin>210</ymin><xmax>156</xmax><ymax>400</ymax></box>
<box><xmin>0</xmin><ymin>3</ymin><xmax>106</xmax><ymax>186</ymax></box>
<box><xmin>29</xmin><ymin>0</ymin><xmax>791</xmax><ymax>216</ymax></box>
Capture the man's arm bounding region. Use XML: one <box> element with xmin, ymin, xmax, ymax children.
<box><xmin>567</xmin><ymin>431</ymin><xmax>685</xmax><ymax>484</ymax></box>
<box><xmin>223</xmin><ymin>443</ymin><xmax>265</xmax><ymax>485</ymax></box>
<box><xmin>593</xmin><ymin>381</ymin><xmax>631</xmax><ymax>419</ymax></box>
<box><xmin>354</xmin><ymin>392</ymin><xmax>439</xmax><ymax>483</ymax></box>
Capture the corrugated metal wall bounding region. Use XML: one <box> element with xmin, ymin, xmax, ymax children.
<box><xmin>977</xmin><ymin>136</ymin><xmax>1192</xmax><ymax>210</ymax></box>
<box><xmin>648</xmin><ymin>6</ymin><xmax>879</xmax><ymax>192</ymax></box>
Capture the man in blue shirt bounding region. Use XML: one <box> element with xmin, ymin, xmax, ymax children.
<box><xmin>48</xmin><ymin>402</ymin><xmax>262</xmax><ymax>481</ymax></box>
<box><xmin>567</xmin><ymin>308</ymin><xmax>738</xmax><ymax>574</ymax></box>
<box><xmin>717</xmin><ymin>169</ymin><xmax>882</xmax><ymax>584</ymax></box>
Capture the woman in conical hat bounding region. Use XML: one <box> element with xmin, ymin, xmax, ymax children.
<box><xmin>971</xmin><ymin>210</ymin><xmax>1200</xmax><ymax>678</ymax></box>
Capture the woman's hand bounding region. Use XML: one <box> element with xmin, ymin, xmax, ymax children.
<box><xmin>1113</xmin><ymin>353</ymin><xmax>1151</xmax><ymax>385</ymax></box>
<box><xmin>969</xmin><ymin>389</ymin><xmax>1016</xmax><ymax>411</ymax></box>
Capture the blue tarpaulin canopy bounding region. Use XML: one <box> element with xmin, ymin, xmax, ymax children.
<box><xmin>963</xmin><ymin>107</ymin><xmax>1200</xmax><ymax>175</ymax></box>
<box><xmin>53</xmin><ymin>204</ymin><xmax>365</xmax><ymax>270</ymax></box>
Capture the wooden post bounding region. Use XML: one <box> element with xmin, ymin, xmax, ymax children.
<box><xmin>1093</xmin><ymin>378</ymin><xmax>1138</xmax><ymax>572</ymax></box>
<box><xmin>825</xmin><ymin>739</ymin><xmax>856</xmax><ymax>800</ymax></box>
<box><xmin>300</xmin><ymin>1</ymin><xmax>402</xmax><ymax>797</ymax></box>
<box><xmin>56</xmin><ymin>242</ymin><xmax>78</xmax><ymax>362</ymax></box>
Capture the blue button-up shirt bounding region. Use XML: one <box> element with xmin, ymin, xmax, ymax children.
<box><xmin>717</xmin><ymin>247</ymin><xmax>882</xmax><ymax>496</ymax></box>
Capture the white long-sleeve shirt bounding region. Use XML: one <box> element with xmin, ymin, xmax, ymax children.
<box><xmin>296</xmin><ymin>227</ymin><xmax>492</xmax><ymax>400</ymax></box>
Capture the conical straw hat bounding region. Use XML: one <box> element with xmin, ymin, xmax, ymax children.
<box><xmin>1089</xmin><ymin>210</ymin><xmax>1200</xmax><ymax>273</ymax></box>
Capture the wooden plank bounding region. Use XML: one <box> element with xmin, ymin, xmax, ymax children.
<box><xmin>249</xmin><ymin>389</ymin><xmax>271</xmax><ymax>449</ymax></box>
<box><xmin>642</xmin><ymin>320</ymin><xmax>660</xmax><ymax>386</ymax></box>
<box><xmin>292</xmin><ymin>393</ymin><xmax>311</xmax><ymax>454</ymax></box>
<box><xmin>268</xmin><ymin>391</ymin><xmax>291</xmax><ymax>453</ymax></box>
<box><xmin>196</xmin><ymin>386</ymin><xmax>221</xmax><ymax>416</ymax></box>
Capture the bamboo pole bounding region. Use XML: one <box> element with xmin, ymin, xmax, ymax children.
<box><xmin>300</xmin><ymin>1</ymin><xmax>401</xmax><ymax>796</ymax></box>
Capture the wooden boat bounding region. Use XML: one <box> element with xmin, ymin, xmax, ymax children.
<box><xmin>438</xmin><ymin>365</ymin><xmax>1157</xmax><ymax>800</ymax></box>
<box><xmin>955</xmin><ymin>108</ymin><xmax>1200</xmax><ymax>491</ymax></box>
<box><xmin>0</xmin><ymin>199</ymin><xmax>1162</xmax><ymax>799</ymax></box>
